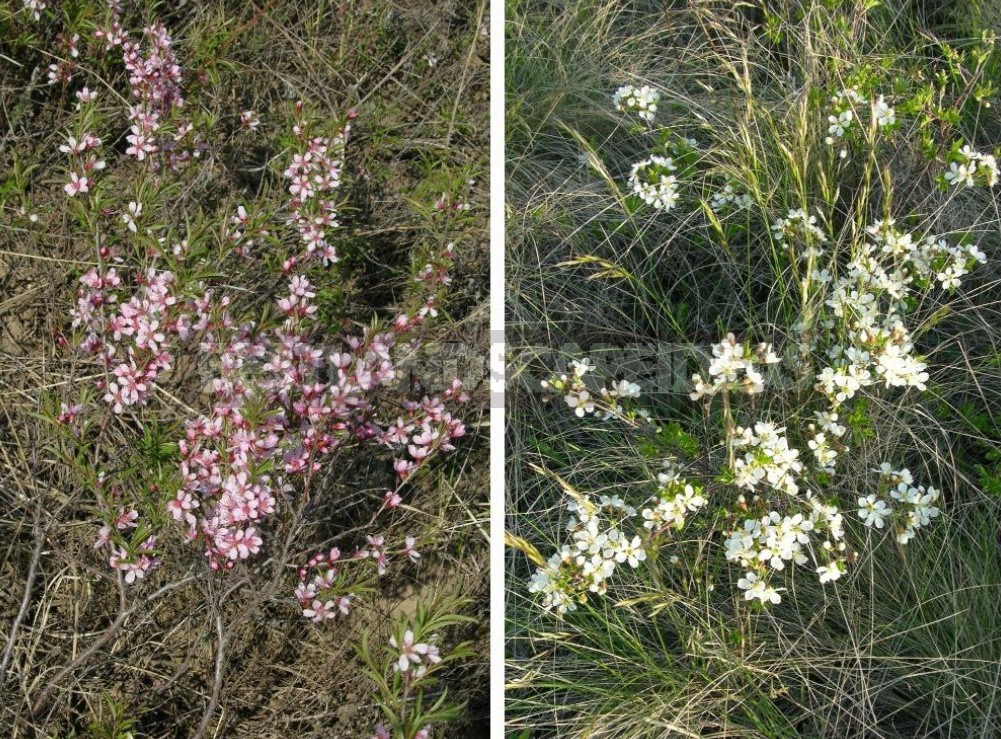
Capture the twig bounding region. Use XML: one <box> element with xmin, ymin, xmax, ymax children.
<box><xmin>30</xmin><ymin>573</ymin><xmax>202</xmax><ymax>715</ymax></box>
<box><xmin>0</xmin><ymin>409</ymin><xmax>45</xmax><ymax>695</ymax></box>
<box><xmin>192</xmin><ymin>611</ymin><xmax>227</xmax><ymax>739</ymax></box>
<box><xmin>446</xmin><ymin>1</ymin><xmax>486</xmax><ymax>146</ymax></box>
<box><xmin>0</xmin><ymin>508</ymin><xmax>45</xmax><ymax>693</ymax></box>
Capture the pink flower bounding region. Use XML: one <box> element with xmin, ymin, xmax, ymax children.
<box><xmin>122</xmin><ymin>201</ymin><xmax>142</xmax><ymax>232</ymax></box>
<box><xmin>64</xmin><ymin>172</ymin><xmax>90</xmax><ymax>196</ymax></box>
<box><xmin>389</xmin><ymin>629</ymin><xmax>433</xmax><ymax>673</ymax></box>
<box><xmin>94</xmin><ymin>525</ymin><xmax>112</xmax><ymax>549</ymax></box>
<box><xmin>57</xmin><ymin>402</ymin><xmax>85</xmax><ymax>425</ymax></box>
<box><xmin>403</xmin><ymin>536</ymin><xmax>420</xmax><ymax>564</ymax></box>
<box><xmin>103</xmin><ymin>383</ymin><xmax>127</xmax><ymax>414</ymax></box>
<box><xmin>394</xmin><ymin>459</ymin><xmax>416</xmax><ymax>478</ymax></box>
<box><xmin>302</xmin><ymin>599</ymin><xmax>336</xmax><ymax>622</ymax></box>
<box><xmin>115</xmin><ymin>507</ymin><xmax>139</xmax><ymax>530</ymax></box>
<box><xmin>60</xmin><ymin>136</ymin><xmax>86</xmax><ymax>155</ymax></box>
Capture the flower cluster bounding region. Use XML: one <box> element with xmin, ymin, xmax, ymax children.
<box><xmin>93</xmin><ymin>494</ymin><xmax>161</xmax><ymax>585</ymax></box>
<box><xmin>859</xmin><ymin>465</ymin><xmax>941</xmax><ymax>544</ymax></box>
<box><xmin>810</xmin><ymin>218</ymin><xmax>986</xmax><ymax>407</ymax></box>
<box><xmin>823</xmin><ymin>87</ymin><xmax>894</xmax><ymax>157</ymax></box>
<box><xmin>532</xmin><ymin>333</ymin><xmax>950</xmax><ymax>609</ymax></box>
<box><xmin>363</xmin><ymin>605</ymin><xmax>466</xmax><ymax>739</ymax></box>
<box><xmin>61</xmin><ymin>130</ymin><xmax>105</xmax><ymax>197</ymax></box>
<box><xmin>63</xmin><ymin>120</ymin><xmax>465</xmax><ymax>578</ymax></box>
<box><xmin>639</xmin><ymin>462</ymin><xmax>706</xmax><ymax>532</ymax></box>
<box><xmin>527</xmin><ymin>494</ymin><xmax>645</xmax><ymax>614</ymax></box>
<box><xmin>771</xmin><ymin>207</ymin><xmax>828</xmax><ymax>249</ymax></box>
<box><xmin>164</xmin><ymin>267</ymin><xmax>459</xmax><ymax>569</ymax></box>
<box><xmin>541</xmin><ymin>358</ymin><xmax>647</xmax><ymax>425</ymax></box>
<box><xmin>282</xmin><ymin>103</ymin><xmax>351</xmax><ymax>268</ymax></box>
<box><xmin>628</xmin><ymin>155</ymin><xmax>680</xmax><ymax>211</ymax></box>
<box><xmin>730</xmin><ymin>422</ymin><xmax>804</xmax><ymax>497</ymax></box>
<box><xmin>71</xmin><ymin>266</ymin><xmax>179</xmax><ymax>415</ymax></box>
<box><xmin>294</xmin><ymin>538</ymin><xmax>422</xmax><ymax>623</ymax></box>
<box><xmin>295</xmin><ymin>549</ymin><xmax>355</xmax><ymax>622</ymax></box>
<box><xmin>944</xmin><ymin>145</ymin><xmax>999</xmax><ymax>188</ymax></box>
<box><xmin>613</xmin><ymin>84</ymin><xmax>660</xmax><ymax>123</ymax></box>
<box><xmin>541</xmin><ymin>358</ymin><xmax>595</xmax><ymax>417</ymax></box>
<box><xmin>395</xmin><ymin>241</ymin><xmax>457</xmax><ymax>334</ymax></box>
<box><xmin>872</xmin><ymin>94</ymin><xmax>896</xmax><ymax>127</ymax></box>
<box><xmin>383</xmin><ymin>380</ymin><xmax>469</xmax><ymax>479</ymax></box>
<box><xmin>690</xmin><ymin>333</ymin><xmax>780</xmax><ymax>401</ymax></box>
<box><xmin>727</xmin><ymin>499</ymin><xmax>848</xmax><ymax>603</ymax></box>
<box><xmin>45</xmin><ymin>31</ymin><xmax>80</xmax><ymax>84</ymax></box>
<box><xmin>710</xmin><ymin>183</ymin><xmax>753</xmax><ymax>213</ymax></box>
<box><xmin>117</xmin><ymin>21</ymin><xmax>203</xmax><ymax>171</ymax></box>
<box><xmin>806</xmin><ymin>410</ymin><xmax>846</xmax><ymax>473</ymax></box>
<box><xmin>23</xmin><ymin>0</ymin><xmax>48</xmax><ymax>21</ymax></box>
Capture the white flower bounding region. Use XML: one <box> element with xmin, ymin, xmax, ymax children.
<box><xmin>731</xmin><ymin>422</ymin><xmax>802</xmax><ymax>496</ymax></box>
<box><xmin>827</xmin><ymin>109</ymin><xmax>853</xmax><ymax>139</ymax></box>
<box><xmin>946</xmin><ymin>146</ymin><xmax>999</xmax><ymax>187</ymax></box>
<box><xmin>628</xmin><ymin>155</ymin><xmax>679</xmax><ymax>211</ymax></box>
<box><xmin>122</xmin><ymin>201</ymin><xmax>142</xmax><ymax>233</ymax></box>
<box><xmin>615</xmin><ymin>536</ymin><xmax>646</xmax><ymax>568</ymax></box>
<box><xmin>816</xmin><ymin>562</ymin><xmax>842</xmax><ymax>583</ymax></box>
<box><xmin>872</xmin><ymin>95</ymin><xmax>896</xmax><ymax>127</ymax></box>
<box><xmin>710</xmin><ymin>183</ymin><xmax>753</xmax><ymax>212</ymax></box>
<box><xmin>608</xmin><ymin>379</ymin><xmax>641</xmax><ymax>398</ymax></box>
<box><xmin>691</xmin><ymin>333</ymin><xmax>779</xmax><ymax>400</ymax></box>
<box><xmin>945</xmin><ymin>161</ymin><xmax>976</xmax><ymax>188</ymax></box>
<box><xmin>772</xmin><ymin>208</ymin><xmax>827</xmax><ymax>244</ymax></box>
<box><xmin>738</xmin><ymin>571</ymin><xmax>782</xmax><ymax>604</ymax></box>
<box><xmin>613</xmin><ymin>84</ymin><xmax>660</xmax><ymax>123</ymax></box>
<box><xmin>857</xmin><ymin>494</ymin><xmax>890</xmax><ymax>528</ymax></box>
<box><xmin>564</xmin><ymin>389</ymin><xmax>594</xmax><ymax>417</ymax></box>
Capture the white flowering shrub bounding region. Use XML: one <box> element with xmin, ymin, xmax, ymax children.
<box><xmin>510</xmin><ymin>1</ymin><xmax>1001</xmax><ymax>734</ymax></box>
<box><xmin>528</xmin><ymin>68</ymin><xmax>993</xmax><ymax>609</ymax></box>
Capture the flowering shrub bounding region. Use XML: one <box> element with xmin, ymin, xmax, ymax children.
<box><xmin>4</xmin><ymin>1</ymin><xmax>484</xmax><ymax>734</ymax></box>
<box><xmin>48</xmin><ymin>1</ymin><xmax>472</xmax><ymax>582</ymax></box>
<box><xmin>526</xmin><ymin>62</ymin><xmax>996</xmax><ymax>613</ymax></box>
<box><xmin>508</xmin><ymin>0</ymin><xmax>1001</xmax><ymax>735</ymax></box>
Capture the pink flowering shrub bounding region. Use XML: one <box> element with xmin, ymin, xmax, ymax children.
<box><xmin>2</xmin><ymin>1</ymin><xmax>487</xmax><ymax>734</ymax></box>
<box><xmin>44</xmin><ymin>9</ymin><xmax>468</xmax><ymax>614</ymax></box>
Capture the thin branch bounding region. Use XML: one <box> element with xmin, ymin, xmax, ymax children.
<box><xmin>0</xmin><ymin>509</ymin><xmax>46</xmax><ymax>693</ymax></box>
<box><xmin>30</xmin><ymin>573</ymin><xmax>202</xmax><ymax>715</ymax></box>
<box><xmin>192</xmin><ymin>611</ymin><xmax>227</xmax><ymax>739</ymax></box>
